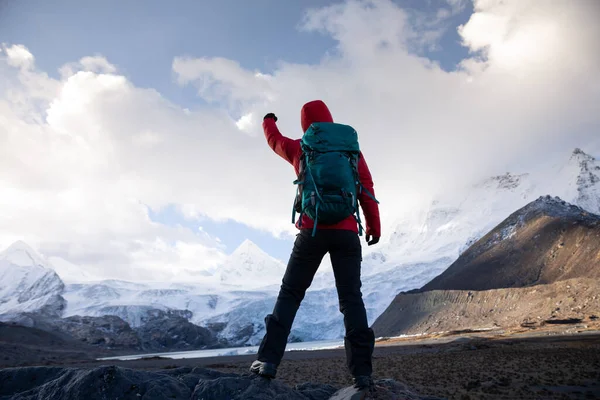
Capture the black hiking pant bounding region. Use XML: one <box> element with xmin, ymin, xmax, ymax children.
<box><xmin>257</xmin><ymin>229</ymin><xmax>375</xmax><ymax>377</ymax></box>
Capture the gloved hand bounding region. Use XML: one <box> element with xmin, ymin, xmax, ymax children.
<box><xmin>366</xmin><ymin>235</ymin><xmax>380</xmax><ymax>246</ymax></box>
<box><xmin>264</xmin><ymin>113</ymin><xmax>278</xmax><ymax>122</ymax></box>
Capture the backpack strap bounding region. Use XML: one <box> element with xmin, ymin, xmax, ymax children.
<box><xmin>304</xmin><ymin>152</ymin><xmax>323</xmax><ymax>203</ymax></box>
<box><xmin>292</xmin><ymin>153</ymin><xmax>306</xmax><ymax>224</ymax></box>
<box><xmin>359</xmin><ymin>183</ymin><xmax>380</xmax><ymax>204</ymax></box>
<box><xmin>353</xmin><ymin>197</ymin><xmax>364</xmax><ymax>236</ymax></box>
<box><xmin>312</xmin><ymin>202</ymin><xmax>319</xmax><ymax>237</ymax></box>
<box><xmin>291</xmin><ymin>181</ymin><xmax>304</xmax><ymax>224</ymax></box>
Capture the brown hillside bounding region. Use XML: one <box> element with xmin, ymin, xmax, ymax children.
<box><xmin>420</xmin><ymin>195</ymin><xmax>600</xmax><ymax>292</ymax></box>
<box><xmin>372</xmin><ymin>278</ymin><xmax>600</xmax><ymax>336</ymax></box>
<box><xmin>372</xmin><ymin>196</ymin><xmax>600</xmax><ymax>337</ymax></box>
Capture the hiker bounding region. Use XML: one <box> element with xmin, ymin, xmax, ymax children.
<box><xmin>249</xmin><ymin>100</ymin><xmax>381</xmax><ymax>390</ymax></box>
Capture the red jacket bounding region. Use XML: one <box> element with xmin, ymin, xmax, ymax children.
<box><xmin>263</xmin><ymin>100</ymin><xmax>381</xmax><ymax>238</ymax></box>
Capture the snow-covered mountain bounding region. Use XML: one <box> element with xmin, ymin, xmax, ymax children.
<box><xmin>373</xmin><ymin>148</ymin><xmax>600</xmax><ymax>271</ymax></box>
<box><xmin>0</xmin><ymin>241</ymin><xmax>66</xmax><ymax>317</ymax></box>
<box><xmin>217</xmin><ymin>239</ymin><xmax>286</xmax><ymax>289</ymax></box>
<box><xmin>549</xmin><ymin>148</ymin><xmax>600</xmax><ymax>214</ymax></box>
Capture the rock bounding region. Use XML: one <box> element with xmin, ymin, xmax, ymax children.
<box><xmin>57</xmin><ymin>315</ymin><xmax>141</xmax><ymax>349</ymax></box>
<box><xmin>135</xmin><ymin>309</ymin><xmax>219</xmax><ymax>351</ymax></box>
<box><xmin>0</xmin><ymin>366</ymin><xmax>437</xmax><ymax>400</ymax></box>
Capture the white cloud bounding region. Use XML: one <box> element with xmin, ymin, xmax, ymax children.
<box><xmin>235</xmin><ymin>112</ymin><xmax>256</xmax><ymax>133</ymax></box>
<box><xmin>4</xmin><ymin>44</ymin><xmax>35</xmax><ymax>69</ymax></box>
<box><xmin>1</xmin><ymin>0</ymin><xmax>599</xmax><ymax>281</ymax></box>
<box><xmin>172</xmin><ymin>56</ymin><xmax>275</xmax><ymax>114</ymax></box>
<box><xmin>59</xmin><ymin>55</ymin><xmax>117</xmax><ymax>77</ymax></box>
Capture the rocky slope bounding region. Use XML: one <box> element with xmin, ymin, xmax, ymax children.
<box><xmin>373</xmin><ymin>278</ymin><xmax>600</xmax><ymax>335</ymax></box>
<box><xmin>372</xmin><ymin>196</ymin><xmax>600</xmax><ymax>337</ymax></box>
<box><xmin>420</xmin><ymin>195</ymin><xmax>600</xmax><ymax>291</ymax></box>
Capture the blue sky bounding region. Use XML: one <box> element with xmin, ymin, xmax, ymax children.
<box><xmin>0</xmin><ymin>0</ymin><xmax>473</xmax><ymax>260</ymax></box>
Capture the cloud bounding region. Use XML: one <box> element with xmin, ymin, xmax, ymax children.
<box><xmin>59</xmin><ymin>55</ymin><xmax>117</xmax><ymax>77</ymax></box>
<box><xmin>172</xmin><ymin>56</ymin><xmax>275</xmax><ymax>116</ymax></box>
<box><xmin>1</xmin><ymin>0</ymin><xmax>599</xmax><ymax>280</ymax></box>
<box><xmin>4</xmin><ymin>44</ymin><xmax>35</xmax><ymax>69</ymax></box>
<box><xmin>459</xmin><ymin>0</ymin><xmax>600</xmax><ymax>76</ymax></box>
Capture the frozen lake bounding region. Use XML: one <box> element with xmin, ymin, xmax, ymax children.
<box><xmin>98</xmin><ymin>339</ymin><xmax>344</xmax><ymax>361</ymax></box>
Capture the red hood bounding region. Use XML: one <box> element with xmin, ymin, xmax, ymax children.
<box><xmin>301</xmin><ymin>100</ymin><xmax>333</xmax><ymax>132</ymax></box>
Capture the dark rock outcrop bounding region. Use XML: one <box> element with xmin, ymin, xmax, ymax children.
<box><xmin>135</xmin><ymin>309</ymin><xmax>220</xmax><ymax>351</ymax></box>
<box><xmin>0</xmin><ymin>365</ymin><xmax>439</xmax><ymax>400</ymax></box>
<box><xmin>57</xmin><ymin>315</ymin><xmax>141</xmax><ymax>349</ymax></box>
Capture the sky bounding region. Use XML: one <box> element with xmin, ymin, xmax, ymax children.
<box><xmin>1</xmin><ymin>0</ymin><xmax>599</xmax><ymax>282</ymax></box>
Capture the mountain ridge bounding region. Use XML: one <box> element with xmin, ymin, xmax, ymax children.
<box><xmin>372</xmin><ymin>195</ymin><xmax>600</xmax><ymax>337</ymax></box>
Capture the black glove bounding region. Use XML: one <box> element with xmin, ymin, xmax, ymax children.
<box><xmin>366</xmin><ymin>235</ymin><xmax>380</xmax><ymax>246</ymax></box>
<box><xmin>264</xmin><ymin>113</ymin><xmax>278</xmax><ymax>122</ymax></box>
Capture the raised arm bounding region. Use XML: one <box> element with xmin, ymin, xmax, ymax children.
<box><xmin>262</xmin><ymin>114</ymin><xmax>300</xmax><ymax>166</ymax></box>
<box><xmin>357</xmin><ymin>152</ymin><xmax>381</xmax><ymax>243</ymax></box>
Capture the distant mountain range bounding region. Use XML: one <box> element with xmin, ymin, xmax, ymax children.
<box><xmin>1</xmin><ymin>148</ymin><xmax>599</xmax><ymax>350</ymax></box>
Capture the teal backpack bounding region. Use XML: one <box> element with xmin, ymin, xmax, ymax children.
<box><xmin>292</xmin><ymin>122</ymin><xmax>379</xmax><ymax>237</ymax></box>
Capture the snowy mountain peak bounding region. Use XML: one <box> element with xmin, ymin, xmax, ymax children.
<box><xmin>565</xmin><ymin>148</ymin><xmax>600</xmax><ymax>215</ymax></box>
<box><xmin>523</xmin><ymin>195</ymin><xmax>596</xmax><ymax>219</ymax></box>
<box><xmin>0</xmin><ymin>240</ymin><xmax>49</xmax><ymax>269</ymax></box>
<box><xmin>218</xmin><ymin>240</ymin><xmax>285</xmax><ymax>289</ymax></box>
<box><xmin>0</xmin><ymin>241</ymin><xmax>66</xmax><ymax>318</ymax></box>
<box><xmin>571</xmin><ymin>148</ymin><xmax>596</xmax><ymax>163</ymax></box>
<box><xmin>231</xmin><ymin>239</ymin><xmax>268</xmax><ymax>258</ymax></box>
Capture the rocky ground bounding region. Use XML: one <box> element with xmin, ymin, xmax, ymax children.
<box><xmin>3</xmin><ymin>328</ymin><xmax>598</xmax><ymax>399</ymax></box>
<box><xmin>197</xmin><ymin>331</ymin><xmax>600</xmax><ymax>400</ymax></box>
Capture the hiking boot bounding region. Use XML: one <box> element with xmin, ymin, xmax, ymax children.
<box><xmin>249</xmin><ymin>360</ymin><xmax>278</xmax><ymax>379</ymax></box>
<box><xmin>352</xmin><ymin>375</ymin><xmax>374</xmax><ymax>390</ymax></box>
